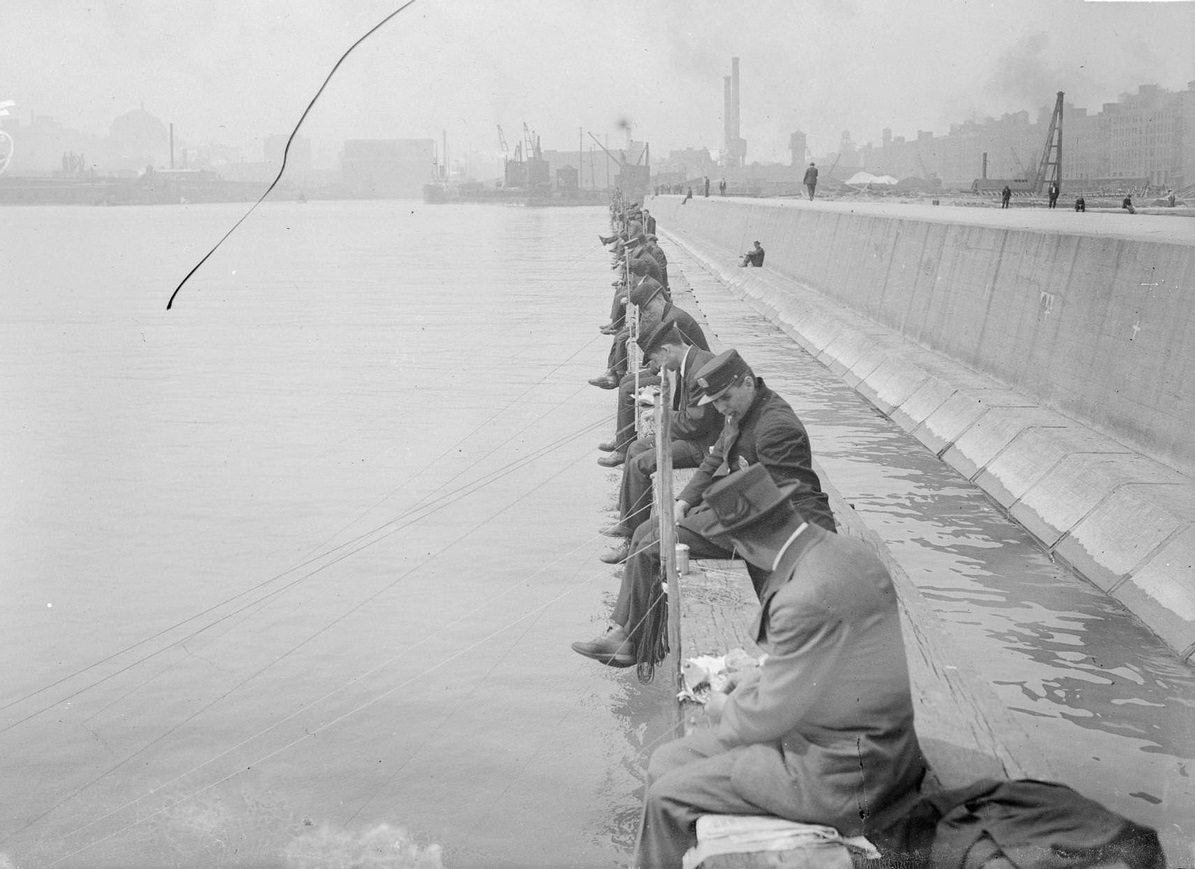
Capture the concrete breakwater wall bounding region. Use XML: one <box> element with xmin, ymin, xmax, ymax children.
<box><xmin>651</xmin><ymin>197</ymin><xmax>1195</xmax><ymax>475</ymax></box>
<box><xmin>650</xmin><ymin>196</ymin><xmax>1195</xmax><ymax>661</ymax></box>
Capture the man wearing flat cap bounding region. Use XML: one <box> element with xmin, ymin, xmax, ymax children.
<box><xmin>598</xmin><ymin>321</ymin><xmax>723</xmax><ymax>562</ymax></box>
<box><xmin>591</xmin><ymin>278</ymin><xmax>709</xmax><ymax>468</ymax></box>
<box><xmin>634</xmin><ymin>464</ymin><xmax>925</xmax><ymax>869</ymax></box>
<box><xmin>573</xmin><ymin>348</ymin><xmax>833</xmax><ymax>667</ymax></box>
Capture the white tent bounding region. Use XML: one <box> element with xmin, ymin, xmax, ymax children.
<box><xmin>844</xmin><ymin>171</ymin><xmax>898</xmax><ymax>188</ymax></box>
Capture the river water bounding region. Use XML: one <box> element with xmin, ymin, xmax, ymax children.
<box><xmin>0</xmin><ymin>201</ymin><xmax>678</xmax><ymax>867</ymax></box>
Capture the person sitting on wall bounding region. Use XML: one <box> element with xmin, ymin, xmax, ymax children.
<box><xmin>593</xmin><ymin>278</ymin><xmax>709</xmax><ymax>467</ymax></box>
<box><xmin>598</xmin><ymin>321</ymin><xmax>722</xmax><ymax>561</ymax></box>
<box><xmin>572</xmin><ymin>349</ymin><xmax>835</xmax><ymax>669</ymax></box>
<box><xmin>739</xmin><ymin>241</ymin><xmax>765</xmax><ymax>268</ymax></box>
<box><xmin>1122</xmin><ymin>195</ymin><xmax>1136</xmax><ymax>214</ymax></box>
<box><xmin>633</xmin><ymin>464</ymin><xmax>926</xmax><ymax>869</ymax></box>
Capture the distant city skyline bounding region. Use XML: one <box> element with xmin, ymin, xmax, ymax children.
<box><xmin>4</xmin><ymin>0</ymin><xmax>1192</xmax><ymax>171</ymax></box>
<box><xmin>3</xmin><ymin>74</ymin><xmax>1191</xmax><ymax>187</ymax></box>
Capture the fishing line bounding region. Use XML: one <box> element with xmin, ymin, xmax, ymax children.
<box><xmin>50</xmin><ymin>574</ymin><xmax>587</xmax><ymax>865</ymax></box>
<box><xmin>165</xmin><ymin>0</ymin><xmax>421</xmax><ymax>310</ymax></box>
<box><xmin>24</xmin><ymin>213</ymin><xmax>635</xmax><ymax>848</ymax></box>
<box><xmin>307</xmin><ymin>332</ymin><xmax>607</xmax><ymax>558</ymax></box>
<box><xmin>46</xmin><ymin>450</ymin><xmax>617</xmax><ymax>856</ymax></box>
<box><xmin>4</xmin><ymin>315</ymin><xmax>611</xmax><ymax>723</ymax></box>
<box><xmin>342</xmin><ymin>555</ymin><xmax>580</xmax><ymax>825</ymax></box>
<box><xmin>0</xmin><ymin>409</ymin><xmax>611</xmax><ymax>736</ymax></box>
<box><xmin>9</xmin><ymin>409</ymin><xmax>618</xmax><ymax>840</ymax></box>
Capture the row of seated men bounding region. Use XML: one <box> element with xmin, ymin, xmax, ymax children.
<box><xmin>574</xmin><ymin>207</ymin><xmax>929</xmax><ymax>868</ymax></box>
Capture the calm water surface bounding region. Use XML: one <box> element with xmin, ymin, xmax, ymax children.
<box><xmin>0</xmin><ymin>202</ymin><xmax>676</xmax><ymax>867</ymax></box>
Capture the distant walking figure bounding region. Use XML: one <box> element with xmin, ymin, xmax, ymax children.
<box><xmin>719</xmin><ymin>178</ymin><xmax>726</xmax><ymax>196</ymax></box>
<box><xmin>803</xmin><ymin>162</ymin><xmax>818</xmax><ymax>200</ymax></box>
<box><xmin>1048</xmin><ymin>182</ymin><xmax>1059</xmax><ymax>209</ymax></box>
<box><xmin>740</xmin><ymin>241</ymin><xmax>765</xmax><ymax>268</ymax></box>
<box><xmin>1074</xmin><ymin>196</ymin><xmax>1086</xmax><ymax>212</ymax></box>
<box><xmin>703</xmin><ymin>176</ymin><xmax>710</xmax><ymax>197</ymax></box>
<box><xmin>1122</xmin><ymin>195</ymin><xmax>1136</xmax><ymax>214</ymax></box>
<box><xmin>682</xmin><ymin>187</ymin><xmax>693</xmax><ymax>205</ymax></box>
<box><xmin>1001</xmin><ymin>185</ymin><xmax>1012</xmax><ymax>208</ymax></box>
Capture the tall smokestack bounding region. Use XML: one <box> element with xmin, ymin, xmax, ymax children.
<box><xmin>724</xmin><ymin>57</ymin><xmax>745</xmax><ymax>169</ymax></box>
<box><xmin>730</xmin><ymin>57</ymin><xmax>741</xmax><ymax>143</ymax></box>
<box><xmin>724</xmin><ymin>75</ymin><xmax>732</xmax><ymax>156</ymax></box>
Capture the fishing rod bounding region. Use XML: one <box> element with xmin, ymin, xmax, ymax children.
<box><xmin>165</xmin><ymin>0</ymin><xmax>420</xmax><ymax>310</ymax></box>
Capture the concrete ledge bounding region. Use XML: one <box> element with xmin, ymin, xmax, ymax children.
<box><xmin>1053</xmin><ymin>483</ymin><xmax>1194</xmax><ymax>595</ymax></box>
<box><xmin>663</xmin><ymin>228</ymin><xmax>1195</xmax><ymax>663</ymax></box>
<box><xmin>1010</xmin><ymin>452</ymin><xmax>1178</xmax><ymax>547</ymax></box>
<box><xmin>972</xmin><ymin>424</ymin><xmax>1132</xmax><ymax>509</ymax></box>
<box><xmin>941</xmin><ymin>410</ymin><xmax>1067</xmax><ymax>481</ymax></box>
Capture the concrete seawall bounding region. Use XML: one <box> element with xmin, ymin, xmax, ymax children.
<box><xmin>650</xmin><ymin>196</ymin><xmax>1195</xmax><ymax>661</ymax></box>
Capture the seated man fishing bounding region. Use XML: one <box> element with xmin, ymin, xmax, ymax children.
<box><xmin>633</xmin><ymin>464</ymin><xmax>926</xmax><ymax>869</ymax></box>
<box><xmin>572</xmin><ymin>349</ymin><xmax>834</xmax><ymax>668</ymax></box>
<box><xmin>598</xmin><ymin>321</ymin><xmax>723</xmax><ymax>563</ymax></box>
<box><xmin>590</xmin><ymin>278</ymin><xmax>708</xmax><ymax>467</ymax></box>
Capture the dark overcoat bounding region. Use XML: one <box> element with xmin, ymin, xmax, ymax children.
<box><xmin>677</xmin><ymin>379</ymin><xmax>833</xmax><ymax>532</ymax></box>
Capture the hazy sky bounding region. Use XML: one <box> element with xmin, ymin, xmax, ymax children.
<box><xmin>5</xmin><ymin>0</ymin><xmax>1194</xmax><ymax>164</ymax></box>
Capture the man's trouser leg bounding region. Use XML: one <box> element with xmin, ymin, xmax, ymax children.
<box><xmin>619</xmin><ymin>438</ymin><xmax>707</xmax><ymax>532</ymax></box>
<box><xmin>606</xmin><ymin>336</ymin><xmax>623</xmax><ymax>374</ymax></box>
<box><xmin>635</xmin><ymin>731</ymin><xmax>770</xmax><ymax>869</ymax></box>
<box><xmin>609</xmin><ymin>286</ymin><xmax>626</xmax><ymax>327</ymax></box>
<box><xmin>612</xmin><ymin>371</ymin><xmax>660</xmax><ymax>452</ymax></box>
<box><xmin>613</xmin><ymin>520</ymin><xmax>735</xmax><ymax>654</ymax></box>
<box><xmin>617</xmin><ymin>439</ymin><xmax>655</xmax><ymax>531</ymax></box>
<box><xmin>611</xmin><ymin>334</ymin><xmax>630</xmax><ymax>379</ymax></box>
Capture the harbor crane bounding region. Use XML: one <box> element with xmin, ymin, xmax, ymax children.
<box><xmin>586</xmin><ymin>131</ymin><xmax>650</xmax><ymax>197</ymax></box>
<box><xmin>972</xmin><ymin>91</ymin><xmax>1064</xmax><ymax>196</ymax></box>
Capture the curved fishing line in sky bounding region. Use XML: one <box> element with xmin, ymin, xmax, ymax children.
<box><xmin>165</xmin><ymin>0</ymin><xmax>420</xmax><ymax>310</ymax></box>
<box><xmin>45</xmin><ymin>446</ymin><xmax>612</xmax><ymax>857</ymax></box>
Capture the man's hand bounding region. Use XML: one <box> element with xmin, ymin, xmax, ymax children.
<box><xmin>704</xmin><ymin>690</ymin><xmax>728</xmax><ymax>721</ymax></box>
<box><xmin>673</xmin><ymin>499</ymin><xmax>690</xmax><ymax>524</ymax></box>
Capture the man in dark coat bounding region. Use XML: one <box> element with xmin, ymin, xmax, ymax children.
<box><xmin>634</xmin><ymin>464</ymin><xmax>925</xmax><ymax>869</ymax></box>
<box><xmin>739</xmin><ymin>241</ymin><xmax>765</xmax><ymax>267</ymax></box>
<box><xmin>599</xmin><ymin>322</ymin><xmax>723</xmax><ymax>562</ymax></box>
<box><xmin>594</xmin><ymin>279</ymin><xmax>710</xmax><ymax>465</ymax></box>
<box><xmin>573</xmin><ymin>349</ymin><xmax>834</xmax><ymax>666</ymax></box>
<box><xmin>803</xmin><ymin>162</ymin><xmax>818</xmax><ymax>200</ymax></box>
